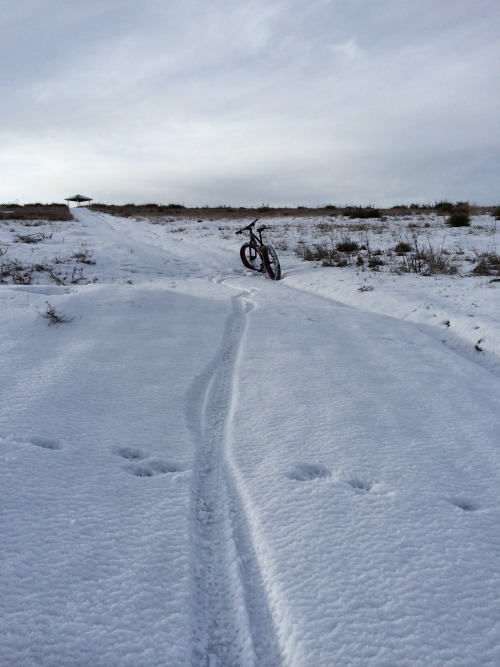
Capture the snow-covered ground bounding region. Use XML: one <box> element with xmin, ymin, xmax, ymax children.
<box><xmin>1</xmin><ymin>208</ymin><xmax>499</xmax><ymax>666</ymax></box>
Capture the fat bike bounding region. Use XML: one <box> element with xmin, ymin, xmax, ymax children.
<box><xmin>236</xmin><ymin>219</ymin><xmax>281</xmax><ymax>280</ymax></box>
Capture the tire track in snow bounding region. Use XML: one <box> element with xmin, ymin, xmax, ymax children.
<box><xmin>186</xmin><ymin>286</ymin><xmax>283</xmax><ymax>667</ymax></box>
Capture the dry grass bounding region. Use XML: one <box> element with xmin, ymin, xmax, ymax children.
<box><xmin>471</xmin><ymin>252</ymin><xmax>500</xmax><ymax>276</ymax></box>
<box><xmin>88</xmin><ymin>202</ymin><xmax>497</xmax><ymax>221</ymax></box>
<box><xmin>40</xmin><ymin>302</ymin><xmax>74</xmax><ymax>326</ymax></box>
<box><xmin>0</xmin><ymin>204</ymin><xmax>73</xmax><ymax>222</ymax></box>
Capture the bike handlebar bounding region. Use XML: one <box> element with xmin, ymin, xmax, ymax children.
<box><xmin>235</xmin><ymin>218</ymin><xmax>259</xmax><ymax>235</ymax></box>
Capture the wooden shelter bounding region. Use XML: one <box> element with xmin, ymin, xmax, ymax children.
<box><xmin>65</xmin><ymin>194</ymin><xmax>93</xmax><ymax>207</ymax></box>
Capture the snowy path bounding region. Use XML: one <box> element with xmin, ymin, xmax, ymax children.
<box><xmin>1</xmin><ymin>209</ymin><xmax>499</xmax><ymax>666</ymax></box>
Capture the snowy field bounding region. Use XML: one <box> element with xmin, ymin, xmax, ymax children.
<box><xmin>1</xmin><ymin>208</ymin><xmax>499</xmax><ymax>666</ymax></box>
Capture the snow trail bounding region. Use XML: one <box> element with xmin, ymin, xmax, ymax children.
<box><xmin>186</xmin><ymin>283</ymin><xmax>283</xmax><ymax>667</ymax></box>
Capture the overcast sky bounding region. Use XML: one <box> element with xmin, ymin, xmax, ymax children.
<box><xmin>1</xmin><ymin>0</ymin><xmax>499</xmax><ymax>207</ymax></box>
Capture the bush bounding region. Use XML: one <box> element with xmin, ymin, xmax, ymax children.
<box><xmin>345</xmin><ymin>206</ymin><xmax>381</xmax><ymax>219</ymax></box>
<box><xmin>300</xmin><ymin>244</ymin><xmax>335</xmax><ymax>262</ymax></box>
<box><xmin>297</xmin><ymin>243</ymin><xmax>352</xmax><ymax>267</ymax></box>
<box><xmin>445</xmin><ymin>211</ymin><xmax>470</xmax><ymax>227</ymax></box>
<box><xmin>394</xmin><ymin>241</ymin><xmax>412</xmax><ymax>254</ymax></box>
<box><xmin>368</xmin><ymin>257</ymin><xmax>384</xmax><ymax>269</ymax></box>
<box><xmin>471</xmin><ymin>252</ymin><xmax>500</xmax><ymax>276</ymax></box>
<box><xmin>435</xmin><ymin>200</ymin><xmax>455</xmax><ymax>213</ymax></box>
<box><xmin>423</xmin><ymin>248</ymin><xmax>459</xmax><ymax>275</ymax></box>
<box><xmin>0</xmin><ymin>260</ymin><xmax>34</xmax><ymax>284</ymax></box>
<box><xmin>471</xmin><ymin>259</ymin><xmax>491</xmax><ymax>276</ymax></box>
<box><xmin>336</xmin><ymin>239</ymin><xmax>359</xmax><ymax>253</ymax></box>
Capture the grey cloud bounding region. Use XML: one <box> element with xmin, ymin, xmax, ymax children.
<box><xmin>1</xmin><ymin>0</ymin><xmax>499</xmax><ymax>205</ymax></box>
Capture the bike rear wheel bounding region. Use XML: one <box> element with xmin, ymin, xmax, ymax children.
<box><xmin>240</xmin><ymin>243</ymin><xmax>264</xmax><ymax>272</ymax></box>
<box><xmin>261</xmin><ymin>244</ymin><xmax>281</xmax><ymax>280</ymax></box>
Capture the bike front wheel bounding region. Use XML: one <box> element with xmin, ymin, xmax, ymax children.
<box><xmin>261</xmin><ymin>244</ymin><xmax>281</xmax><ymax>280</ymax></box>
<box><xmin>240</xmin><ymin>243</ymin><xmax>264</xmax><ymax>272</ymax></box>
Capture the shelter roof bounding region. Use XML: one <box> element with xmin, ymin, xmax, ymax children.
<box><xmin>65</xmin><ymin>194</ymin><xmax>93</xmax><ymax>202</ymax></box>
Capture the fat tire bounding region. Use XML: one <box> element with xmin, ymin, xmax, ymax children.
<box><xmin>262</xmin><ymin>244</ymin><xmax>281</xmax><ymax>280</ymax></box>
<box><xmin>240</xmin><ymin>243</ymin><xmax>264</xmax><ymax>272</ymax></box>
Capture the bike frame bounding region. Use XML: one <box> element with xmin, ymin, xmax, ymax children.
<box><xmin>239</xmin><ymin>219</ymin><xmax>265</xmax><ymax>249</ymax></box>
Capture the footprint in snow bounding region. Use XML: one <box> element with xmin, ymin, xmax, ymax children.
<box><xmin>346</xmin><ymin>478</ymin><xmax>390</xmax><ymax>496</ymax></box>
<box><xmin>0</xmin><ymin>433</ymin><xmax>61</xmax><ymax>450</ymax></box>
<box><xmin>448</xmin><ymin>497</ymin><xmax>479</xmax><ymax>512</ymax></box>
<box><xmin>113</xmin><ymin>446</ymin><xmax>150</xmax><ymax>461</ymax></box>
<box><xmin>124</xmin><ymin>459</ymin><xmax>185</xmax><ymax>478</ymax></box>
<box><xmin>29</xmin><ymin>436</ymin><xmax>61</xmax><ymax>450</ymax></box>
<box><xmin>347</xmin><ymin>478</ymin><xmax>373</xmax><ymax>493</ymax></box>
<box><xmin>287</xmin><ymin>463</ymin><xmax>331</xmax><ymax>481</ymax></box>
